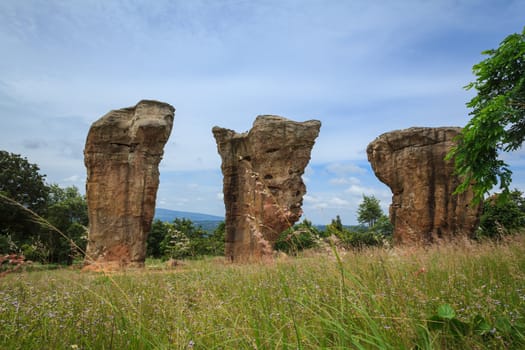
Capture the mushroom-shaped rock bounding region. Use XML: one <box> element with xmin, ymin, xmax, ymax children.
<box><xmin>366</xmin><ymin>127</ymin><xmax>481</xmax><ymax>245</ymax></box>
<box><xmin>213</xmin><ymin>116</ymin><xmax>321</xmax><ymax>261</ymax></box>
<box><xmin>84</xmin><ymin>100</ymin><xmax>174</xmax><ymax>269</ymax></box>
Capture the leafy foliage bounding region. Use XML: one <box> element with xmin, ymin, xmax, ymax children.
<box><xmin>477</xmin><ymin>189</ymin><xmax>525</xmax><ymax>239</ymax></box>
<box><xmin>147</xmin><ymin>220</ymin><xmax>169</xmax><ymax>258</ymax></box>
<box><xmin>285</xmin><ymin>196</ymin><xmax>394</xmax><ymax>252</ymax></box>
<box><xmin>0</xmin><ymin>151</ymin><xmax>49</xmax><ymax>245</ymax></box>
<box><xmin>371</xmin><ymin>214</ymin><xmax>394</xmax><ymax>236</ymax></box>
<box><xmin>152</xmin><ymin>218</ymin><xmax>225</xmax><ymax>260</ymax></box>
<box><xmin>275</xmin><ymin>219</ymin><xmax>321</xmax><ymax>255</ymax></box>
<box><xmin>420</xmin><ymin>303</ymin><xmax>525</xmax><ymax>349</ymax></box>
<box><xmin>0</xmin><ymin>150</ymin><xmax>88</xmax><ymax>263</ymax></box>
<box><xmin>161</xmin><ymin>223</ymin><xmax>191</xmax><ymax>259</ymax></box>
<box><xmin>325</xmin><ymin>215</ymin><xmax>345</xmax><ymax>239</ymax></box>
<box><xmin>325</xmin><ymin>218</ymin><xmax>388</xmax><ymax>250</ymax></box>
<box><xmin>42</xmin><ymin>185</ymin><xmax>88</xmax><ymax>263</ymax></box>
<box><xmin>0</xmin><ymin>150</ymin><xmax>49</xmax><ymax>213</ymax></box>
<box><xmin>448</xmin><ymin>27</ymin><xmax>525</xmax><ymax>201</ymax></box>
<box><xmin>357</xmin><ymin>195</ymin><xmax>383</xmax><ymax>227</ymax></box>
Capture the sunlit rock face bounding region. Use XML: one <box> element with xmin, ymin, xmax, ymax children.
<box><xmin>84</xmin><ymin>100</ymin><xmax>174</xmax><ymax>270</ymax></box>
<box><xmin>367</xmin><ymin>127</ymin><xmax>481</xmax><ymax>245</ymax></box>
<box><xmin>213</xmin><ymin>116</ymin><xmax>321</xmax><ymax>261</ymax></box>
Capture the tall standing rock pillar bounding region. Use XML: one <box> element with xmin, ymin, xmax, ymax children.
<box><xmin>366</xmin><ymin>127</ymin><xmax>481</xmax><ymax>245</ymax></box>
<box><xmin>213</xmin><ymin>116</ymin><xmax>321</xmax><ymax>261</ymax></box>
<box><xmin>84</xmin><ymin>100</ymin><xmax>174</xmax><ymax>269</ymax></box>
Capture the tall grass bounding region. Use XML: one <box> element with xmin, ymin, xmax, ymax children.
<box><xmin>1</xmin><ymin>237</ymin><xmax>524</xmax><ymax>349</ymax></box>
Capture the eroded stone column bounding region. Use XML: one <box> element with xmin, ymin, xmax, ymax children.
<box><xmin>213</xmin><ymin>116</ymin><xmax>321</xmax><ymax>261</ymax></box>
<box><xmin>84</xmin><ymin>100</ymin><xmax>174</xmax><ymax>269</ymax></box>
<box><xmin>366</xmin><ymin>127</ymin><xmax>481</xmax><ymax>245</ymax></box>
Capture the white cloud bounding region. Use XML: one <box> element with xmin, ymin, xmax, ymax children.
<box><xmin>303</xmin><ymin>194</ymin><xmax>320</xmax><ymax>204</ymax></box>
<box><xmin>325</xmin><ymin>163</ymin><xmax>367</xmax><ymax>176</ymax></box>
<box><xmin>304</xmin><ymin>194</ymin><xmax>350</xmax><ymax>210</ymax></box>
<box><xmin>329</xmin><ymin>197</ymin><xmax>350</xmax><ymax>207</ymax></box>
<box><xmin>345</xmin><ymin>184</ymin><xmax>390</xmax><ymax>198</ymax></box>
<box><xmin>62</xmin><ymin>175</ymin><xmax>81</xmax><ymax>183</ymax></box>
<box><xmin>330</xmin><ymin>176</ymin><xmax>361</xmax><ymax>186</ymax></box>
<box><xmin>1</xmin><ymin>0</ymin><xmax>524</xmax><ymax>225</ymax></box>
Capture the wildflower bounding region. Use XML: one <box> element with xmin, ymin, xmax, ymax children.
<box><xmin>188</xmin><ymin>340</ymin><xmax>195</xmax><ymax>348</ymax></box>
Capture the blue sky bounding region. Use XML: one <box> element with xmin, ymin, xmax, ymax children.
<box><xmin>0</xmin><ymin>0</ymin><xmax>524</xmax><ymax>224</ymax></box>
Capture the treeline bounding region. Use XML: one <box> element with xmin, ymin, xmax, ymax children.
<box><xmin>1</xmin><ymin>151</ymin><xmax>88</xmax><ymax>264</ymax></box>
<box><xmin>147</xmin><ymin>219</ymin><xmax>225</xmax><ymax>260</ymax></box>
<box><xmin>146</xmin><ymin>210</ymin><xmax>393</xmax><ymax>261</ymax></box>
<box><xmin>2</xmin><ymin>150</ymin><xmax>525</xmax><ymax>264</ymax></box>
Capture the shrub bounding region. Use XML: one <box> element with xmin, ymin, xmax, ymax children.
<box><xmin>156</xmin><ymin>219</ymin><xmax>225</xmax><ymax>259</ymax></box>
<box><xmin>477</xmin><ymin>190</ymin><xmax>525</xmax><ymax>239</ymax></box>
<box><xmin>161</xmin><ymin>224</ymin><xmax>191</xmax><ymax>259</ymax></box>
<box><xmin>275</xmin><ymin>219</ymin><xmax>321</xmax><ymax>255</ymax></box>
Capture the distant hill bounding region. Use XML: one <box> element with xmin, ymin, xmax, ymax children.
<box><xmin>154</xmin><ymin>208</ymin><xmax>224</xmax><ymax>223</ymax></box>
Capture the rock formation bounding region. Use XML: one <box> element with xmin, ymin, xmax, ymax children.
<box><xmin>84</xmin><ymin>100</ymin><xmax>174</xmax><ymax>269</ymax></box>
<box><xmin>366</xmin><ymin>127</ymin><xmax>481</xmax><ymax>245</ymax></box>
<box><xmin>213</xmin><ymin>116</ymin><xmax>321</xmax><ymax>261</ymax></box>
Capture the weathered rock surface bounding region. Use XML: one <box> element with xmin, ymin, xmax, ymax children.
<box><xmin>213</xmin><ymin>116</ymin><xmax>321</xmax><ymax>261</ymax></box>
<box><xmin>366</xmin><ymin>127</ymin><xmax>481</xmax><ymax>245</ymax></box>
<box><xmin>84</xmin><ymin>100</ymin><xmax>174</xmax><ymax>269</ymax></box>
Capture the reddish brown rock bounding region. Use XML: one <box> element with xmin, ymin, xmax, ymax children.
<box><xmin>84</xmin><ymin>100</ymin><xmax>174</xmax><ymax>269</ymax></box>
<box><xmin>366</xmin><ymin>127</ymin><xmax>481</xmax><ymax>245</ymax></box>
<box><xmin>213</xmin><ymin>116</ymin><xmax>321</xmax><ymax>261</ymax></box>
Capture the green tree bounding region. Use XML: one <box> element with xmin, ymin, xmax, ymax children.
<box><xmin>159</xmin><ymin>218</ymin><xmax>224</xmax><ymax>259</ymax></box>
<box><xmin>357</xmin><ymin>195</ymin><xmax>383</xmax><ymax>228</ymax></box>
<box><xmin>147</xmin><ymin>219</ymin><xmax>170</xmax><ymax>258</ymax></box>
<box><xmin>0</xmin><ymin>150</ymin><xmax>49</xmax><ymax>212</ymax></box>
<box><xmin>327</xmin><ymin>215</ymin><xmax>343</xmax><ymax>232</ymax></box>
<box><xmin>0</xmin><ymin>150</ymin><xmax>89</xmax><ymax>263</ymax></box>
<box><xmin>161</xmin><ymin>223</ymin><xmax>190</xmax><ymax>259</ymax></box>
<box><xmin>448</xmin><ymin>27</ymin><xmax>525</xmax><ymax>201</ymax></box>
<box><xmin>0</xmin><ymin>150</ymin><xmax>49</xmax><ymax>251</ymax></box>
<box><xmin>325</xmin><ymin>215</ymin><xmax>348</xmax><ymax>240</ymax></box>
<box><xmin>372</xmin><ymin>215</ymin><xmax>393</xmax><ymax>236</ymax></box>
<box><xmin>478</xmin><ymin>189</ymin><xmax>525</xmax><ymax>239</ymax></box>
<box><xmin>42</xmin><ymin>185</ymin><xmax>88</xmax><ymax>263</ymax></box>
<box><xmin>208</xmin><ymin>221</ymin><xmax>225</xmax><ymax>256</ymax></box>
<box><xmin>172</xmin><ymin>218</ymin><xmax>207</xmax><ymax>257</ymax></box>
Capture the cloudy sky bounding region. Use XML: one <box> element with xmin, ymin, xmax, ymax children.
<box><xmin>0</xmin><ymin>0</ymin><xmax>524</xmax><ymax>224</ymax></box>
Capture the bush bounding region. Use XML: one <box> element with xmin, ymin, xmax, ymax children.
<box><xmin>322</xmin><ymin>216</ymin><xmax>388</xmax><ymax>250</ymax></box>
<box><xmin>155</xmin><ymin>219</ymin><xmax>225</xmax><ymax>260</ymax></box>
<box><xmin>342</xmin><ymin>231</ymin><xmax>385</xmax><ymax>249</ymax></box>
<box><xmin>161</xmin><ymin>224</ymin><xmax>191</xmax><ymax>259</ymax></box>
<box><xmin>147</xmin><ymin>220</ymin><xmax>169</xmax><ymax>258</ymax></box>
<box><xmin>477</xmin><ymin>190</ymin><xmax>525</xmax><ymax>239</ymax></box>
<box><xmin>275</xmin><ymin>219</ymin><xmax>321</xmax><ymax>255</ymax></box>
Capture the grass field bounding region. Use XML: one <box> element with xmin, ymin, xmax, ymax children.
<box><xmin>1</xmin><ymin>236</ymin><xmax>524</xmax><ymax>349</ymax></box>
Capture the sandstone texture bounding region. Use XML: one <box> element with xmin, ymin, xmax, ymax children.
<box><xmin>84</xmin><ymin>100</ymin><xmax>174</xmax><ymax>269</ymax></box>
<box><xmin>213</xmin><ymin>116</ymin><xmax>321</xmax><ymax>261</ymax></box>
<box><xmin>366</xmin><ymin>127</ymin><xmax>481</xmax><ymax>245</ymax></box>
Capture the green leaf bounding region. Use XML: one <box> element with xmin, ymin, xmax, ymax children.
<box><xmin>473</xmin><ymin>314</ymin><xmax>491</xmax><ymax>335</ymax></box>
<box><xmin>514</xmin><ymin>319</ymin><xmax>525</xmax><ymax>332</ymax></box>
<box><xmin>448</xmin><ymin>27</ymin><xmax>525</xmax><ymax>201</ymax></box>
<box><xmin>495</xmin><ymin>316</ymin><xmax>512</xmax><ymax>334</ymax></box>
<box><xmin>437</xmin><ymin>304</ymin><xmax>456</xmax><ymax>320</ymax></box>
<box><xmin>450</xmin><ymin>318</ymin><xmax>470</xmax><ymax>337</ymax></box>
<box><xmin>427</xmin><ymin>315</ymin><xmax>445</xmax><ymax>331</ymax></box>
